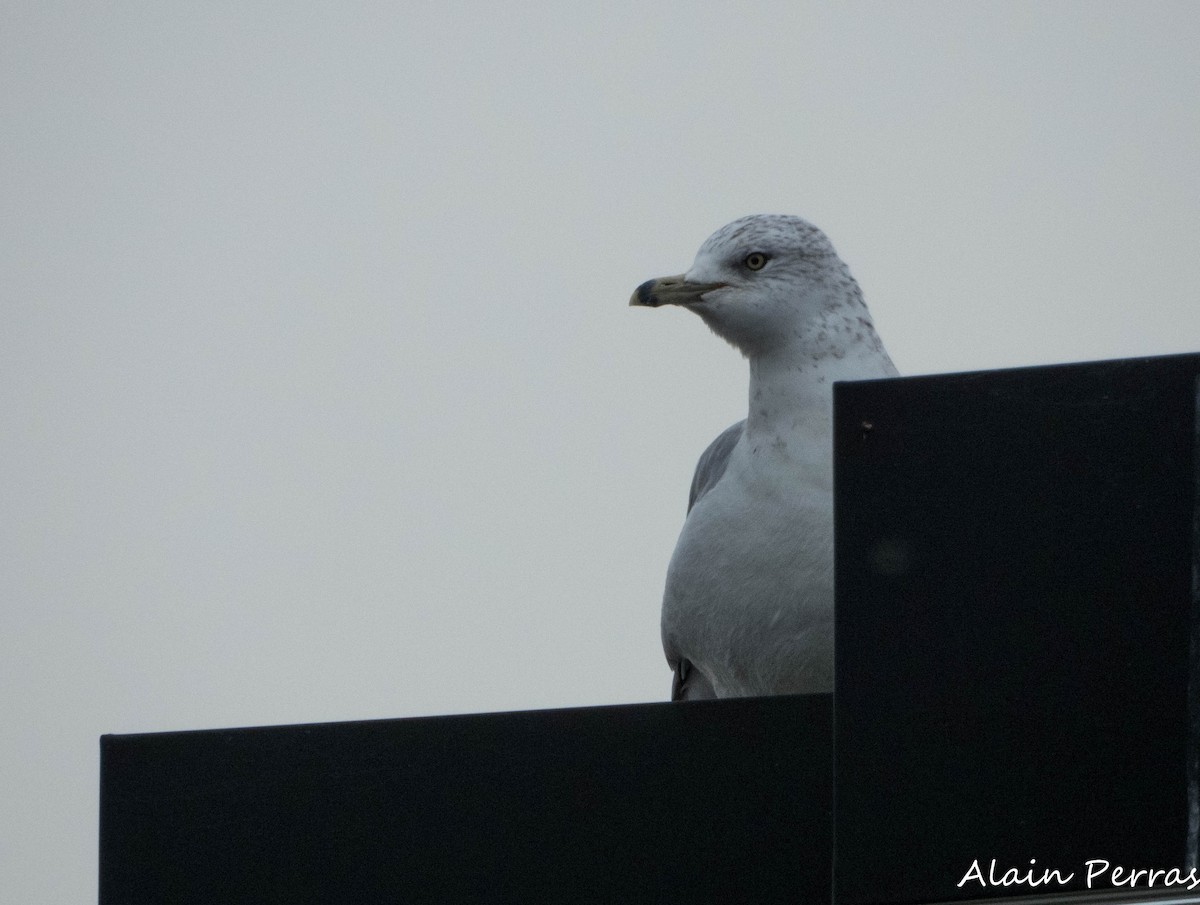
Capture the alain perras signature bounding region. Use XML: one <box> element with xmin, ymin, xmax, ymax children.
<box><xmin>958</xmin><ymin>859</ymin><xmax>1200</xmax><ymax>890</ymax></box>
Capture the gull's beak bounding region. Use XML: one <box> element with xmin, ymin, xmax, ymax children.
<box><xmin>629</xmin><ymin>274</ymin><xmax>727</xmax><ymax>308</ymax></box>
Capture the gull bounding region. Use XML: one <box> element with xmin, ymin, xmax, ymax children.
<box><xmin>631</xmin><ymin>214</ymin><xmax>897</xmax><ymax>699</ymax></box>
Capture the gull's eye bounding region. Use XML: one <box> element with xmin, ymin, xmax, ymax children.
<box><xmin>744</xmin><ymin>252</ymin><xmax>768</xmax><ymax>271</ymax></box>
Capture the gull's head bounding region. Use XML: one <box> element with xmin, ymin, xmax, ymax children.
<box><xmin>630</xmin><ymin>214</ymin><xmax>863</xmax><ymax>356</ymax></box>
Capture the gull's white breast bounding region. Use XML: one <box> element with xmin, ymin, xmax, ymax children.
<box><xmin>661</xmin><ymin>435</ymin><xmax>835</xmax><ymax>697</ymax></box>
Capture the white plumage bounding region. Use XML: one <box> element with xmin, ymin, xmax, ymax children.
<box><xmin>631</xmin><ymin>214</ymin><xmax>897</xmax><ymax>699</ymax></box>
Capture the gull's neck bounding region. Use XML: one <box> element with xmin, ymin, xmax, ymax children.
<box><xmin>745</xmin><ymin>307</ymin><xmax>895</xmax><ymax>449</ymax></box>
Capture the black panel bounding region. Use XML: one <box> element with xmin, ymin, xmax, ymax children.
<box><xmin>101</xmin><ymin>695</ymin><xmax>831</xmax><ymax>905</ymax></box>
<box><xmin>833</xmin><ymin>353</ymin><xmax>1200</xmax><ymax>905</ymax></box>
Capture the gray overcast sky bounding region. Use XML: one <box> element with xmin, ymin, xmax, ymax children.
<box><xmin>4</xmin><ymin>2</ymin><xmax>1199</xmax><ymax>899</ymax></box>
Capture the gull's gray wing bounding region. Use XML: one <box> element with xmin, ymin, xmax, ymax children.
<box><xmin>687</xmin><ymin>420</ymin><xmax>744</xmax><ymax>513</ymax></box>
